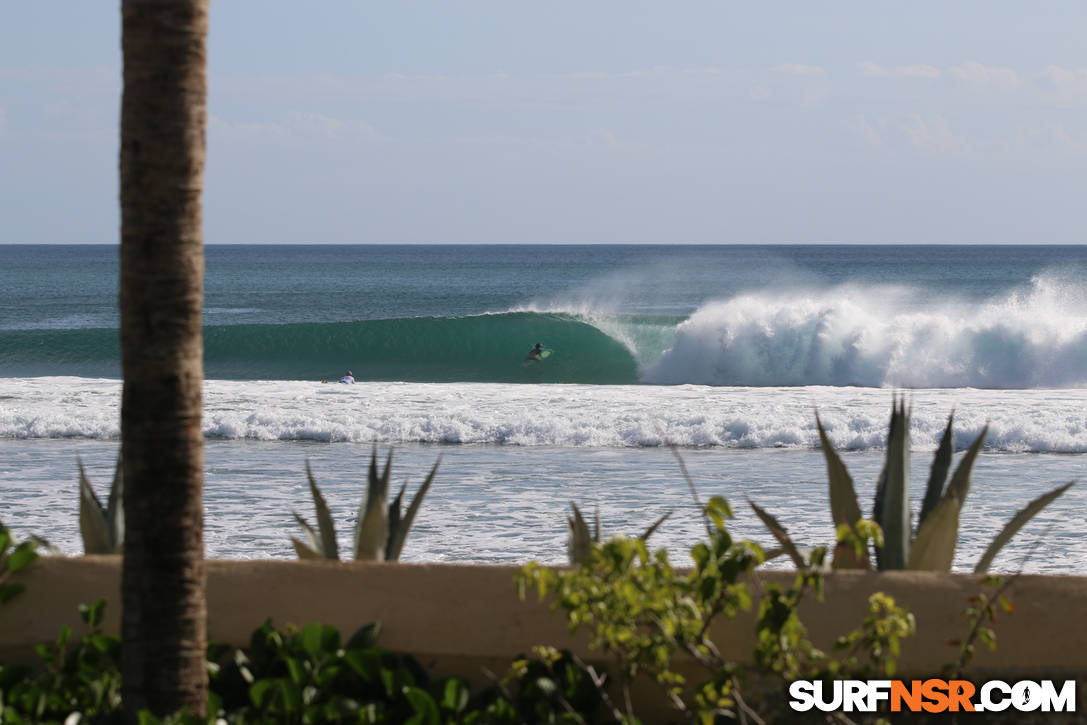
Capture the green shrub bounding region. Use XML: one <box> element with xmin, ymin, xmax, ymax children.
<box><xmin>0</xmin><ymin>598</ymin><xmax>122</xmax><ymax>723</ymax></box>
<box><xmin>0</xmin><ymin>519</ymin><xmax>44</xmax><ymax>608</ymax></box>
<box><xmin>519</xmin><ymin>494</ymin><xmax>916</xmax><ymax>723</ymax></box>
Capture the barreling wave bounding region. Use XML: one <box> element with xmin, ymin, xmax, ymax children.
<box><xmin>0</xmin><ymin>312</ymin><xmax>640</xmax><ymax>384</ymax></box>
<box><xmin>3</xmin><ymin>276</ymin><xmax>1084</xmax><ymax>388</ymax></box>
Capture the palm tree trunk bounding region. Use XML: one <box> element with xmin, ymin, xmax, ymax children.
<box><xmin>119</xmin><ymin>0</ymin><xmax>209</xmax><ymax>718</ymax></box>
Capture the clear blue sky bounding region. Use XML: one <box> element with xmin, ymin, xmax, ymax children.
<box><xmin>1</xmin><ymin>2</ymin><xmax>1085</xmax><ymax>243</ymax></box>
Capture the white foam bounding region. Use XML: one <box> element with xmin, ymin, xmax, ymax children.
<box><xmin>643</xmin><ymin>275</ymin><xmax>1087</xmax><ymax>388</ymax></box>
<box><xmin>2</xmin><ymin>377</ymin><xmax>1087</xmax><ymax>452</ymax></box>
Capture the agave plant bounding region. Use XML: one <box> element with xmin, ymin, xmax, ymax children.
<box><xmin>78</xmin><ymin>456</ymin><xmax>124</xmax><ymax>555</ymax></box>
<box><xmin>566</xmin><ymin>502</ymin><xmax>671</xmax><ymax>565</ymax></box>
<box><xmin>292</xmin><ymin>447</ymin><xmax>439</xmax><ymax>562</ymax></box>
<box><xmin>810</xmin><ymin>398</ymin><xmax>1073</xmax><ymax>573</ymax></box>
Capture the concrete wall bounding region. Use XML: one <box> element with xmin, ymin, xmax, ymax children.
<box><xmin>3</xmin><ymin>558</ymin><xmax>1085</xmax><ymax>692</ymax></box>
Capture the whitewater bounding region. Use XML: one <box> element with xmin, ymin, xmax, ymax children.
<box><xmin>5</xmin><ymin>274</ymin><xmax>1086</xmax><ymax>389</ymax></box>
<box><xmin>1</xmin><ymin>244</ymin><xmax>1085</xmax><ymax>572</ymax></box>
<box><xmin>4</xmin><ymin>378</ymin><xmax>1087</xmax><ymax>452</ymax></box>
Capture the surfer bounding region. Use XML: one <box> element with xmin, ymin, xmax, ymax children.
<box><xmin>525</xmin><ymin>343</ymin><xmax>544</xmax><ymax>362</ymax></box>
<box><xmin>339</xmin><ymin>370</ymin><xmax>356</xmax><ymax>384</ymax></box>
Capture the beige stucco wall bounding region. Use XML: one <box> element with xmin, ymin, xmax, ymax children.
<box><xmin>3</xmin><ymin>557</ymin><xmax>1086</xmax><ymax>684</ymax></box>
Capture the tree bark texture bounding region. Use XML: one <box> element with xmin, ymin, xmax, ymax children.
<box><xmin>119</xmin><ymin>0</ymin><xmax>209</xmax><ymax>718</ymax></box>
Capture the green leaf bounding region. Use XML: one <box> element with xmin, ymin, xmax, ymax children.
<box><xmin>944</xmin><ymin>424</ymin><xmax>988</xmax><ymax>506</ymax></box>
<box><xmin>816</xmin><ymin>413</ymin><xmax>862</xmax><ymax>528</ymax></box>
<box><xmin>402</xmin><ymin>686</ymin><xmax>439</xmax><ymax>725</ymax></box>
<box><xmin>919</xmin><ymin>412</ymin><xmax>954</xmax><ymax>529</ymax></box>
<box><xmin>876</xmin><ymin>398</ymin><xmax>911</xmax><ymax>570</ymax></box>
<box><xmin>344</xmin><ymin>649</ymin><xmax>384</xmax><ymax>681</ymax></box>
<box><xmin>440</xmin><ymin>678</ymin><xmax>469</xmax><ymax>712</ymax></box>
<box><xmin>305</xmin><ymin>461</ymin><xmax>339</xmax><ymax>559</ymax></box>
<box><xmin>106</xmin><ymin>453</ymin><xmax>124</xmax><ymax>550</ymax></box>
<box><xmin>974</xmin><ymin>481</ymin><xmax>1074</xmax><ymax>574</ymax></box>
<box><xmin>907</xmin><ymin>493</ymin><xmax>961</xmax><ymax>571</ymax></box>
<box><xmin>78</xmin><ymin>458</ymin><xmax>114</xmax><ymax>555</ymax></box>
<box><xmin>7</xmin><ymin>542</ymin><xmax>38</xmax><ymax>573</ymax></box>
<box><xmin>566</xmin><ymin>503</ymin><xmax>594</xmax><ymax>565</ymax></box>
<box><xmin>301</xmin><ymin>622</ymin><xmax>324</xmax><ymax>657</ymax></box>
<box><xmin>284</xmin><ymin>656</ymin><xmax>305</xmax><ymax>686</ymax></box>
<box><xmin>291</xmin><ymin>512</ymin><xmax>324</xmax><ymax>558</ymax></box>
<box><xmin>386</xmin><ymin>457</ymin><xmax>439</xmax><ymax>561</ymax></box>
<box><xmin>249</xmin><ymin>679</ymin><xmax>274</xmax><ymax>708</ymax></box>
<box><xmin>346</xmin><ymin>622</ymin><xmax>382</xmax><ymax>651</ymax></box>
<box><xmin>0</xmin><ymin>582</ymin><xmax>26</xmax><ymax>605</ymax></box>
<box><xmin>704</xmin><ymin>496</ymin><xmax>733</xmax><ymax>531</ymax></box>
<box><xmin>290</xmin><ymin>537</ymin><xmax>324</xmax><ymax>560</ymax></box>
<box><xmin>78</xmin><ymin>598</ymin><xmax>107</xmax><ymax>628</ymax></box>
<box><xmin>354</xmin><ymin>447</ymin><xmax>390</xmax><ymax>560</ymax></box>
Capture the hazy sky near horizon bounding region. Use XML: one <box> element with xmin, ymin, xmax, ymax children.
<box><xmin>1</xmin><ymin>2</ymin><xmax>1085</xmax><ymax>244</ymax></box>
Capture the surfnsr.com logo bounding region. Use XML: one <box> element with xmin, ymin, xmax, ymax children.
<box><xmin>788</xmin><ymin>679</ymin><xmax>1077</xmax><ymax>714</ymax></box>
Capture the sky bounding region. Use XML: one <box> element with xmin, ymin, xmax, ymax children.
<box><xmin>1</xmin><ymin>2</ymin><xmax>1085</xmax><ymax>244</ymax></box>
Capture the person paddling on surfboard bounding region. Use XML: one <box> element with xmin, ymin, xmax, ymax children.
<box><xmin>339</xmin><ymin>370</ymin><xmax>356</xmax><ymax>384</ymax></box>
<box><xmin>525</xmin><ymin>343</ymin><xmax>545</xmax><ymax>362</ymax></box>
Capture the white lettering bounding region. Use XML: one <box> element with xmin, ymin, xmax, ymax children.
<box><xmin>981</xmin><ymin>680</ymin><xmax>1011</xmax><ymax>712</ymax></box>
<box><xmin>814</xmin><ymin>680</ymin><xmax>843</xmax><ymax>712</ymax></box>
<box><xmin>867</xmin><ymin>680</ymin><xmax>892</xmax><ymax>711</ymax></box>
<box><xmin>843</xmin><ymin>680</ymin><xmax>867</xmax><ymax>712</ymax></box>
<box><xmin>1012</xmin><ymin>681</ymin><xmax>1042</xmax><ymax>712</ymax></box>
<box><xmin>789</xmin><ymin>681</ymin><xmax>816</xmax><ymax>712</ymax></box>
<box><xmin>1040</xmin><ymin>680</ymin><xmax>1076</xmax><ymax>713</ymax></box>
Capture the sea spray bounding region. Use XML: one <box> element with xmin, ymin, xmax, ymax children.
<box><xmin>644</xmin><ymin>276</ymin><xmax>1087</xmax><ymax>388</ymax></box>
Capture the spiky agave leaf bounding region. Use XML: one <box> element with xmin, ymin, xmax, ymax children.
<box><xmin>945</xmin><ymin>424</ymin><xmax>988</xmax><ymax>505</ymax></box>
<box><xmin>386</xmin><ymin>457</ymin><xmax>440</xmax><ymax>561</ymax></box>
<box><xmin>974</xmin><ymin>481</ymin><xmax>1074</xmax><ymax>574</ymax></box>
<box><xmin>386</xmin><ymin>483</ymin><xmax>405</xmax><ymax>555</ymax></box>
<box><xmin>291</xmin><ymin>511</ymin><xmax>326</xmax><ymax>558</ymax></box>
<box><xmin>640</xmin><ymin>510</ymin><xmax>672</xmax><ymax>541</ymax></box>
<box><xmin>875</xmin><ymin>397</ymin><xmax>911</xmax><ymax>570</ymax></box>
<box><xmin>816</xmin><ymin>413</ymin><xmax>862</xmax><ymax>528</ymax></box>
<box><xmin>354</xmin><ymin>447</ymin><xmax>391</xmax><ymax>560</ymax></box>
<box><xmin>305</xmin><ymin>461</ymin><xmax>339</xmax><ymax>559</ymax></box>
<box><xmin>748</xmin><ymin>499</ymin><xmax>806</xmax><ymax>569</ymax></box>
<box><xmin>907</xmin><ymin>426</ymin><xmax>988</xmax><ymax>571</ymax></box>
<box><xmin>567</xmin><ymin>503</ymin><xmax>595</xmax><ymax>565</ymax></box>
<box><xmin>907</xmin><ymin>493</ymin><xmax>962</xmax><ymax>571</ymax></box>
<box><xmin>106</xmin><ymin>454</ymin><xmax>124</xmax><ymax>551</ymax></box>
<box><xmin>78</xmin><ymin>458</ymin><xmax>118</xmax><ymax>555</ymax></box>
<box><xmin>918</xmin><ymin>412</ymin><xmax>954</xmax><ymax>531</ymax></box>
<box><xmin>815</xmin><ymin>414</ymin><xmax>869</xmax><ymax>569</ymax></box>
<box><xmin>290</xmin><ymin>537</ymin><xmax>325</xmax><ymax>560</ymax></box>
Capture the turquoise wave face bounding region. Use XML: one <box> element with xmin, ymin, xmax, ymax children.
<box><xmin>0</xmin><ymin>312</ymin><xmax>641</xmax><ymax>384</ymax></box>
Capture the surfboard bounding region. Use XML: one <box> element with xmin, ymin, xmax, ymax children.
<box><xmin>522</xmin><ymin>349</ymin><xmax>553</xmax><ymax>366</ymax></box>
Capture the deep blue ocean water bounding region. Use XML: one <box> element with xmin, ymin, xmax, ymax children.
<box><xmin>1</xmin><ymin>244</ymin><xmax>1085</xmax><ymax>571</ymax></box>
<box><xmin>2</xmin><ymin>244</ymin><xmax>1086</xmax><ymax>386</ymax></box>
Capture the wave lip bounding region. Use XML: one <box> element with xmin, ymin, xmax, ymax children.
<box><xmin>644</xmin><ymin>277</ymin><xmax>1087</xmax><ymax>389</ymax></box>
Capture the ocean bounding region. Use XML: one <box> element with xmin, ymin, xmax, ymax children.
<box><xmin>1</xmin><ymin>244</ymin><xmax>1085</xmax><ymax>573</ymax></box>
